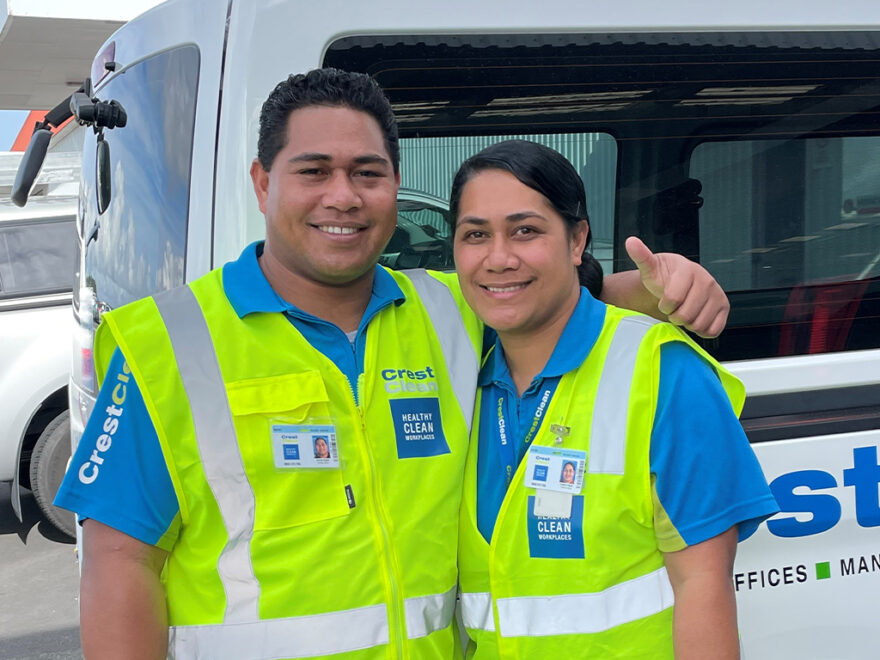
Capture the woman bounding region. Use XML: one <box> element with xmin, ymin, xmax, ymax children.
<box><xmin>452</xmin><ymin>140</ymin><xmax>778</xmax><ymax>659</ymax></box>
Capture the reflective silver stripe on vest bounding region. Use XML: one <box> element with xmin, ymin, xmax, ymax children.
<box><xmin>154</xmin><ymin>286</ymin><xmax>259</xmax><ymax>623</ymax></box>
<box><xmin>167</xmin><ymin>603</ymin><xmax>389</xmax><ymax>659</ymax></box>
<box><xmin>490</xmin><ymin>566</ymin><xmax>673</xmax><ymax>637</ymax></box>
<box><xmin>405</xmin><ymin>585</ymin><xmax>457</xmax><ymax>639</ymax></box>
<box><xmin>459</xmin><ymin>591</ymin><xmax>496</xmax><ymax>633</ymax></box>
<box><xmin>588</xmin><ymin>315</ymin><xmax>659</xmax><ymax>475</ymax></box>
<box><xmin>404</xmin><ymin>269</ymin><xmax>479</xmax><ymax>432</ymax></box>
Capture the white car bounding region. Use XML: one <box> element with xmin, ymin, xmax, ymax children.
<box><xmin>1</xmin><ymin>154</ymin><xmax>77</xmax><ymax>538</ymax></box>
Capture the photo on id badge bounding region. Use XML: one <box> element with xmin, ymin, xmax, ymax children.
<box><xmin>270</xmin><ymin>421</ymin><xmax>340</xmax><ymax>469</ymax></box>
<box><xmin>525</xmin><ymin>446</ymin><xmax>585</xmax><ymax>495</ymax></box>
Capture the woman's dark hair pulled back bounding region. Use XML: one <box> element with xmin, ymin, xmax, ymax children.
<box><xmin>449</xmin><ymin>140</ymin><xmax>603</xmax><ymax>297</ymax></box>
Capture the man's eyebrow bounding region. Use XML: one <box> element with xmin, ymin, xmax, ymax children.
<box><xmin>286</xmin><ymin>153</ymin><xmax>391</xmax><ymax>166</ymax></box>
<box><xmin>353</xmin><ymin>154</ymin><xmax>391</xmax><ymax>166</ymax></box>
<box><xmin>288</xmin><ymin>152</ymin><xmax>331</xmax><ymax>164</ymax></box>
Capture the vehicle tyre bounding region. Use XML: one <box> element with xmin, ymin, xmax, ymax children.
<box><xmin>29</xmin><ymin>410</ymin><xmax>76</xmax><ymax>538</ymax></box>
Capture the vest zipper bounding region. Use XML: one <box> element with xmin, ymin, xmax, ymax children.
<box><xmin>347</xmin><ymin>375</ymin><xmax>407</xmax><ymax>660</ymax></box>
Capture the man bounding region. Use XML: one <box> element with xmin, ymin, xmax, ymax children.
<box><xmin>55</xmin><ymin>68</ymin><xmax>729</xmax><ymax>659</ymax></box>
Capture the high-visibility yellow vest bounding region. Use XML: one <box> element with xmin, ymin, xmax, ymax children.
<box><xmin>458</xmin><ymin>307</ymin><xmax>745</xmax><ymax>659</ymax></box>
<box><xmin>94</xmin><ymin>267</ymin><xmax>482</xmax><ymax>660</ymax></box>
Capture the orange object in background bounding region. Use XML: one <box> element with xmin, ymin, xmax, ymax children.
<box><xmin>10</xmin><ymin>110</ymin><xmax>72</xmax><ymax>151</ymax></box>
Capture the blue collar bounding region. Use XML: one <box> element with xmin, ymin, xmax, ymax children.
<box><xmin>478</xmin><ymin>288</ymin><xmax>607</xmax><ymax>390</ymax></box>
<box><xmin>222</xmin><ymin>241</ymin><xmax>405</xmax><ymax>322</ymax></box>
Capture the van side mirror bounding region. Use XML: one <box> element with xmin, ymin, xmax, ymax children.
<box><xmin>10</xmin><ymin>128</ymin><xmax>53</xmax><ymax>207</ymax></box>
<box><xmin>96</xmin><ymin>136</ymin><xmax>112</xmax><ymax>215</ymax></box>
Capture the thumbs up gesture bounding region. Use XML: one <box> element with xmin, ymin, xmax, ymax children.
<box><xmin>625</xmin><ymin>236</ymin><xmax>729</xmax><ymax>338</ymax></box>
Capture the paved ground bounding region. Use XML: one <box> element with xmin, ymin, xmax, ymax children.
<box><xmin>0</xmin><ymin>482</ymin><xmax>81</xmax><ymax>659</ymax></box>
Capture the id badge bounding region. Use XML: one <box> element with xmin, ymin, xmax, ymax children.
<box><xmin>270</xmin><ymin>421</ymin><xmax>339</xmax><ymax>469</ymax></box>
<box><xmin>524</xmin><ymin>445</ymin><xmax>587</xmax><ymax>494</ymax></box>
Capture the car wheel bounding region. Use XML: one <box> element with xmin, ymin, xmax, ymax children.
<box><xmin>29</xmin><ymin>410</ymin><xmax>76</xmax><ymax>539</ymax></box>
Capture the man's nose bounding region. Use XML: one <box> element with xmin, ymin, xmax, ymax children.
<box><xmin>323</xmin><ymin>170</ymin><xmax>362</xmax><ymax>211</ymax></box>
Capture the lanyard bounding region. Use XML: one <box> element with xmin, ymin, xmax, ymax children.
<box><xmin>496</xmin><ymin>379</ymin><xmax>560</xmax><ymax>486</ymax></box>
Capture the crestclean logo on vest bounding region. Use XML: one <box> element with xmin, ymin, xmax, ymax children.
<box><xmin>78</xmin><ymin>361</ymin><xmax>130</xmax><ymax>484</ymax></box>
<box><xmin>382</xmin><ymin>364</ymin><xmax>450</xmax><ymax>459</ymax></box>
<box><xmin>381</xmin><ymin>366</ymin><xmax>437</xmax><ymax>393</ymax></box>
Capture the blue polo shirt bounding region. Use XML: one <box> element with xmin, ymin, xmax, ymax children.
<box><xmin>475</xmin><ymin>287</ymin><xmax>779</xmax><ymax>550</ymax></box>
<box><xmin>54</xmin><ymin>242</ymin><xmax>404</xmax><ymax>549</ymax></box>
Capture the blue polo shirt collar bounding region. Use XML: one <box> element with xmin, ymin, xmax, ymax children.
<box><xmin>222</xmin><ymin>241</ymin><xmax>405</xmax><ymax>322</ymax></box>
<box><xmin>477</xmin><ymin>287</ymin><xmax>607</xmax><ymax>390</ymax></box>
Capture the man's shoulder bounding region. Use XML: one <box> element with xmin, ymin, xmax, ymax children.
<box><xmin>386</xmin><ymin>268</ymin><xmax>463</xmax><ymax>299</ymax></box>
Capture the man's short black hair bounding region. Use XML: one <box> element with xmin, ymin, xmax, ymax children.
<box><xmin>257</xmin><ymin>68</ymin><xmax>399</xmax><ymax>173</ymax></box>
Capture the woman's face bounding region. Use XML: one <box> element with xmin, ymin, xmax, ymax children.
<box><xmin>454</xmin><ymin>169</ymin><xmax>588</xmax><ymax>337</ymax></box>
<box><xmin>562</xmin><ymin>463</ymin><xmax>575</xmax><ymax>484</ymax></box>
<box><xmin>315</xmin><ymin>437</ymin><xmax>329</xmax><ymax>458</ymax></box>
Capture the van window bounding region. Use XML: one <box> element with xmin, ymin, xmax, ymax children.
<box><xmin>394</xmin><ymin>134</ymin><xmax>616</xmax><ymax>273</ymax></box>
<box><xmin>326</xmin><ymin>31</ymin><xmax>880</xmax><ymax>362</ymax></box>
<box><xmin>691</xmin><ymin>136</ymin><xmax>880</xmax><ymax>359</ymax></box>
<box><xmin>0</xmin><ymin>217</ymin><xmax>75</xmax><ymax>298</ymax></box>
<box><xmin>82</xmin><ymin>45</ymin><xmax>199</xmax><ymax>311</ymax></box>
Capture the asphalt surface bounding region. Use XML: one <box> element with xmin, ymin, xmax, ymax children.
<box><xmin>0</xmin><ymin>482</ymin><xmax>81</xmax><ymax>659</ymax></box>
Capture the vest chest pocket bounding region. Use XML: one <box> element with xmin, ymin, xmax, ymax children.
<box><xmin>226</xmin><ymin>371</ymin><xmax>352</xmax><ymax>531</ymax></box>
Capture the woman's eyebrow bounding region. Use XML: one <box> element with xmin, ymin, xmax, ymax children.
<box><xmin>506</xmin><ymin>211</ymin><xmax>548</xmax><ymax>223</ymax></box>
<box><xmin>457</xmin><ymin>216</ymin><xmax>488</xmax><ymax>226</ymax></box>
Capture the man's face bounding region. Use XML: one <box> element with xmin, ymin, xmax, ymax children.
<box><xmin>251</xmin><ymin>105</ymin><xmax>400</xmax><ymax>285</ymax></box>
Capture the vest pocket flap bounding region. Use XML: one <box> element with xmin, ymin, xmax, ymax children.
<box><xmin>226</xmin><ymin>371</ymin><xmax>329</xmax><ymax>415</ymax></box>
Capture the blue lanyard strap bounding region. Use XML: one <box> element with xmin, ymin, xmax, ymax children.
<box><xmin>496</xmin><ymin>380</ymin><xmax>560</xmax><ymax>486</ymax></box>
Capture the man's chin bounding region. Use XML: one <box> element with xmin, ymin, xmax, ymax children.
<box><xmin>315</xmin><ymin>262</ymin><xmax>378</xmax><ymax>287</ymax></box>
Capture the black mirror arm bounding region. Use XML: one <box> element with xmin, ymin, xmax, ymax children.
<box><xmin>9</xmin><ymin>83</ymin><xmax>86</xmax><ymax>207</ymax></box>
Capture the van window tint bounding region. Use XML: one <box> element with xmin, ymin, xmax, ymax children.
<box><xmin>326</xmin><ymin>32</ymin><xmax>880</xmax><ymax>361</ymax></box>
<box><xmin>82</xmin><ymin>45</ymin><xmax>199</xmax><ymax>311</ymax></box>
<box><xmin>693</xmin><ymin>137</ymin><xmax>880</xmax><ymax>292</ymax></box>
<box><xmin>393</xmin><ymin>134</ymin><xmax>616</xmax><ymax>273</ymax></box>
<box><xmin>0</xmin><ymin>218</ymin><xmax>75</xmax><ymax>298</ymax></box>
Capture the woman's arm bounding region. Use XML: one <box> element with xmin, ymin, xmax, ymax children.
<box><xmin>663</xmin><ymin>526</ymin><xmax>739</xmax><ymax>660</ymax></box>
<box><xmin>600</xmin><ymin>237</ymin><xmax>729</xmax><ymax>338</ymax></box>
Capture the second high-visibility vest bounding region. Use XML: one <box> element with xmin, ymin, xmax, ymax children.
<box><xmin>458</xmin><ymin>307</ymin><xmax>745</xmax><ymax>659</ymax></box>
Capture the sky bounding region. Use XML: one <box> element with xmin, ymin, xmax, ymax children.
<box><xmin>0</xmin><ymin>110</ymin><xmax>29</xmax><ymax>151</ymax></box>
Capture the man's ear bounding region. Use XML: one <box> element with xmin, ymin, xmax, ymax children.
<box><xmin>250</xmin><ymin>159</ymin><xmax>270</xmax><ymax>215</ymax></box>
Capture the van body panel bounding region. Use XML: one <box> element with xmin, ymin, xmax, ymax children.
<box><xmin>737</xmin><ymin>431</ymin><xmax>880</xmax><ymax>659</ymax></box>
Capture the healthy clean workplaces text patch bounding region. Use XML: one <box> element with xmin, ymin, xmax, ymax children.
<box><xmin>389</xmin><ymin>397</ymin><xmax>449</xmax><ymax>459</ymax></box>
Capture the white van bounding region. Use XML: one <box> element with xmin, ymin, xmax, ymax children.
<box><xmin>1</xmin><ymin>151</ymin><xmax>78</xmax><ymax>537</ymax></box>
<box><xmin>14</xmin><ymin>0</ymin><xmax>880</xmax><ymax>655</ymax></box>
